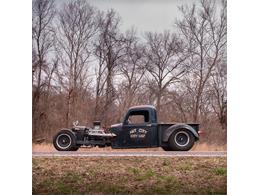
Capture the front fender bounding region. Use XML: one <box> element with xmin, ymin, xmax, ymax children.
<box><xmin>162</xmin><ymin>123</ymin><xmax>199</xmax><ymax>142</ymax></box>
<box><xmin>60</xmin><ymin>128</ymin><xmax>77</xmax><ymax>137</ymax></box>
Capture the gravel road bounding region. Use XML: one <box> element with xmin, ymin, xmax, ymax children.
<box><xmin>32</xmin><ymin>151</ymin><xmax>226</xmax><ymax>157</ymax></box>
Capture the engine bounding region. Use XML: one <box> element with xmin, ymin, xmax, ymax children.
<box><xmin>71</xmin><ymin>121</ymin><xmax>116</xmax><ymax>147</ymax></box>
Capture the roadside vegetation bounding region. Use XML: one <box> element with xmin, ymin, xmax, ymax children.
<box><xmin>33</xmin><ymin>157</ymin><xmax>226</xmax><ymax>194</ymax></box>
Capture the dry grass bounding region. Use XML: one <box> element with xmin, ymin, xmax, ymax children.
<box><xmin>33</xmin><ymin>156</ymin><xmax>226</xmax><ymax>194</ymax></box>
<box><xmin>33</xmin><ymin>143</ymin><xmax>56</xmax><ymax>152</ymax></box>
<box><xmin>32</xmin><ymin>142</ymin><xmax>226</xmax><ymax>152</ymax></box>
<box><xmin>191</xmin><ymin>142</ymin><xmax>227</xmax><ymax>151</ymax></box>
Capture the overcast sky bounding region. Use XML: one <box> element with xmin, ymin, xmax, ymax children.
<box><xmin>57</xmin><ymin>0</ymin><xmax>203</xmax><ymax>35</ymax></box>
<box><xmin>89</xmin><ymin>0</ymin><xmax>200</xmax><ymax>33</ymax></box>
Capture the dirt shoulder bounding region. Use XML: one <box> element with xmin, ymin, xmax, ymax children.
<box><xmin>33</xmin><ymin>157</ymin><xmax>226</xmax><ymax>194</ymax></box>
<box><xmin>32</xmin><ymin>143</ymin><xmax>227</xmax><ymax>152</ymax></box>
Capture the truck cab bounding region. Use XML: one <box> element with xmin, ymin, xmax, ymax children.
<box><xmin>110</xmin><ymin>105</ymin><xmax>158</xmax><ymax>148</ymax></box>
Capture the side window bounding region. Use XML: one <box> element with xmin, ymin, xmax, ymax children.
<box><xmin>126</xmin><ymin>110</ymin><xmax>150</xmax><ymax>124</ymax></box>
<box><xmin>128</xmin><ymin>115</ymin><xmax>145</xmax><ymax>124</ymax></box>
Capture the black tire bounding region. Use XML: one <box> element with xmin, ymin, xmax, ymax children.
<box><xmin>53</xmin><ymin>130</ymin><xmax>77</xmax><ymax>151</ymax></box>
<box><xmin>168</xmin><ymin>129</ymin><xmax>195</xmax><ymax>151</ymax></box>
<box><xmin>161</xmin><ymin>146</ymin><xmax>171</xmax><ymax>151</ymax></box>
<box><xmin>71</xmin><ymin>145</ymin><xmax>80</xmax><ymax>151</ymax></box>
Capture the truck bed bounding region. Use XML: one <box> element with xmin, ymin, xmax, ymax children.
<box><xmin>158</xmin><ymin>123</ymin><xmax>199</xmax><ymax>133</ymax></box>
<box><xmin>157</xmin><ymin>123</ymin><xmax>200</xmax><ymax>147</ymax></box>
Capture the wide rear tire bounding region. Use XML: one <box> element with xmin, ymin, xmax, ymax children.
<box><xmin>53</xmin><ymin>130</ymin><xmax>77</xmax><ymax>151</ymax></box>
<box><xmin>161</xmin><ymin>146</ymin><xmax>171</xmax><ymax>151</ymax></box>
<box><xmin>168</xmin><ymin>129</ymin><xmax>195</xmax><ymax>151</ymax></box>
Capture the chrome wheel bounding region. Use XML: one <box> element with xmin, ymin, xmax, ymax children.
<box><xmin>56</xmin><ymin>134</ymin><xmax>72</xmax><ymax>149</ymax></box>
<box><xmin>174</xmin><ymin>131</ymin><xmax>190</xmax><ymax>147</ymax></box>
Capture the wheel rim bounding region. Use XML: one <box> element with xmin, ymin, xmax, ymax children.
<box><xmin>56</xmin><ymin>134</ymin><xmax>72</xmax><ymax>149</ymax></box>
<box><xmin>174</xmin><ymin>131</ymin><xmax>190</xmax><ymax>147</ymax></box>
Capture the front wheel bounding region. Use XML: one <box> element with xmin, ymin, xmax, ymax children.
<box><xmin>53</xmin><ymin>130</ymin><xmax>77</xmax><ymax>151</ymax></box>
<box><xmin>168</xmin><ymin>129</ymin><xmax>195</xmax><ymax>151</ymax></box>
<box><xmin>71</xmin><ymin>146</ymin><xmax>80</xmax><ymax>151</ymax></box>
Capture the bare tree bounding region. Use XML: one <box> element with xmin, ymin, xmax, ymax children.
<box><xmin>144</xmin><ymin>31</ymin><xmax>187</xmax><ymax>118</ymax></box>
<box><xmin>94</xmin><ymin>9</ymin><xmax>126</xmax><ymax>125</ymax></box>
<box><xmin>209</xmin><ymin>59</ymin><xmax>227</xmax><ymax>129</ymax></box>
<box><xmin>32</xmin><ymin>0</ymin><xmax>56</xmax><ymax>139</ymax></box>
<box><xmin>168</xmin><ymin>90</ymin><xmax>190</xmax><ymax>122</ymax></box>
<box><xmin>117</xmin><ymin>29</ymin><xmax>147</xmax><ymax>116</ymax></box>
<box><xmin>176</xmin><ymin>0</ymin><xmax>227</xmax><ymax>121</ymax></box>
<box><xmin>55</xmin><ymin>0</ymin><xmax>97</xmax><ymax>127</ymax></box>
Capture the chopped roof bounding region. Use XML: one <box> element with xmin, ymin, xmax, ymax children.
<box><xmin>128</xmin><ymin>105</ymin><xmax>156</xmax><ymax>110</ymax></box>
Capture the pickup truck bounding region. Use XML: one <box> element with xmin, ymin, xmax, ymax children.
<box><xmin>53</xmin><ymin>105</ymin><xmax>201</xmax><ymax>151</ymax></box>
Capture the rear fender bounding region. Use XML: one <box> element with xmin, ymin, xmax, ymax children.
<box><xmin>162</xmin><ymin>123</ymin><xmax>199</xmax><ymax>142</ymax></box>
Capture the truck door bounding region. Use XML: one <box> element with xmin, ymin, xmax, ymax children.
<box><xmin>122</xmin><ymin>109</ymin><xmax>157</xmax><ymax>148</ymax></box>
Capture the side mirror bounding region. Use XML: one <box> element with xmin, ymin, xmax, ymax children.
<box><xmin>124</xmin><ymin>120</ymin><xmax>129</xmax><ymax>125</ymax></box>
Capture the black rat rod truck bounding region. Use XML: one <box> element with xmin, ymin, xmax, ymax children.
<box><xmin>53</xmin><ymin>105</ymin><xmax>201</xmax><ymax>151</ymax></box>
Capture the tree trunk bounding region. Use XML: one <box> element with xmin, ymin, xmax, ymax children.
<box><xmin>66</xmin><ymin>89</ymin><xmax>73</xmax><ymax>127</ymax></box>
<box><xmin>156</xmin><ymin>91</ymin><xmax>162</xmax><ymax>119</ymax></box>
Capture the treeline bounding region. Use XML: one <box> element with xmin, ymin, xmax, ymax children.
<box><xmin>32</xmin><ymin>0</ymin><xmax>227</xmax><ymax>144</ymax></box>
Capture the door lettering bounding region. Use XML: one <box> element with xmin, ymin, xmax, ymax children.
<box><xmin>129</xmin><ymin>128</ymin><xmax>147</xmax><ymax>139</ymax></box>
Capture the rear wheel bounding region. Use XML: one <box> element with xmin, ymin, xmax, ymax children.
<box><xmin>53</xmin><ymin>130</ymin><xmax>77</xmax><ymax>151</ymax></box>
<box><xmin>168</xmin><ymin>129</ymin><xmax>195</xmax><ymax>151</ymax></box>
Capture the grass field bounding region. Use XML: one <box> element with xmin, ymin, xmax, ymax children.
<box><xmin>32</xmin><ymin>157</ymin><xmax>226</xmax><ymax>194</ymax></box>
